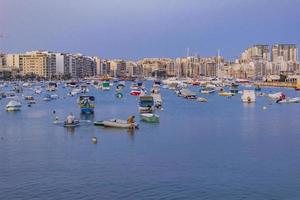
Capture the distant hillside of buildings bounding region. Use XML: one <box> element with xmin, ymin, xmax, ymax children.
<box><xmin>0</xmin><ymin>44</ymin><xmax>299</xmax><ymax>80</ymax></box>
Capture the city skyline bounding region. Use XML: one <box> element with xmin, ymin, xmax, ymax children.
<box><xmin>1</xmin><ymin>0</ymin><xmax>300</xmax><ymax>60</ymax></box>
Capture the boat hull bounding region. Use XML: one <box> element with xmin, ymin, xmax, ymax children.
<box><xmin>102</xmin><ymin>119</ymin><xmax>138</xmax><ymax>129</ymax></box>
<box><xmin>140</xmin><ymin>114</ymin><xmax>159</xmax><ymax>123</ymax></box>
<box><xmin>81</xmin><ymin>107</ymin><xmax>94</xmax><ymax>114</ymax></box>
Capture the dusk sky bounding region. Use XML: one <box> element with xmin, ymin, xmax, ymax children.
<box><xmin>1</xmin><ymin>0</ymin><xmax>300</xmax><ymax>60</ymax></box>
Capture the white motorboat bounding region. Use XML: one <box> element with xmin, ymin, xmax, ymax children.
<box><xmin>241</xmin><ymin>90</ymin><xmax>256</xmax><ymax>103</ymax></box>
<box><xmin>197</xmin><ymin>97</ymin><xmax>208</xmax><ymax>102</ymax></box>
<box><xmin>151</xmin><ymin>93</ymin><xmax>162</xmax><ymax>108</ymax></box>
<box><xmin>139</xmin><ymin>96</ymin><xmax>154</xmax><ymax>113</ymax></box>
<box><xmin>268</xmin><ymin>92</ymin><xmax>283</xmax><ymax>100</ymax></box>
<box><xmin>6</xmin><ymin>100</ymin><xmax>22</xmax><ymax>111</ymax></box>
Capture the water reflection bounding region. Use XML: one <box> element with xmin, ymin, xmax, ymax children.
<box><xmin>80</xmin><ymin>113</ymin><xmax>95</xmax><ymax>121</ymax></box>
<box><xmin>242</xmin><ymin>102</ymin><xmax>255</xmax><ymax>108</ymax></box>
<box><xmin>65</xmin><ymin>126</ymin><xmax>76</xmax><ymax>134</ymax></box>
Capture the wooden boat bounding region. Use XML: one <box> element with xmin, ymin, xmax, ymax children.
<box><xmin>219</xmin><ymin>92</ymin><xmax>234</xmax><ymax>97</ymax></box>
<box><xmin>130</xmin><ymin>90</ymin><xmax>141</xmax><ymax>96</ymax></box>
<box><xmin>79</xmin><ymin>96</ymin><xmax>95</xmax><ymax>114</ymax></box>
<box><xmin>140</xmin><ymin>113</ymin><xmax>160</xmax><ymax>123</ymax></box>
<box><xmin>139</xmin><ymin>96</ymin><xmax>154</xmax><ymax>113</ymax></box>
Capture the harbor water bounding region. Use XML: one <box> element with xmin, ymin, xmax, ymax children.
<box><xmin>1</xmin><ymin>82</ymin><xmax>300</xmax><ymax>199</ymax></box>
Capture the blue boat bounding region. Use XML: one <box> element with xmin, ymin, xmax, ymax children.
<box><xmin>79</xmin><ymin>96</ymin><xmax>95</xmax><ymax>114</ymax></box>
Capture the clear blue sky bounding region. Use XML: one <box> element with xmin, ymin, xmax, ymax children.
<box><xmin>1</xmin><ymin>0</ymin><xmax>300</xmax><ymax>60</ymax></box>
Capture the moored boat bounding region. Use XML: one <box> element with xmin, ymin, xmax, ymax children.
<box><xmin>241</xmin><ymin>90</ymin><xmax>256</xmax><ymax>103</ymax></box>
<box><xmin>140</xmin><ymin>113</ymin><xmax>160</xmax><ymax>123</ymax></box>
<box><xmin>197</xmin><ymin>97</ymin><xmax>208</xmax><ymax>102</ymax></box>
<box><xmin>219</xmin><ymin>92</ymin><xmax>234</xmax><ymax>97</ymax></box>
<box><xmin>79</xmin><ymin>96</ymin><xmax>95</xmax><ymax>114</ymax></box>
<box><xmin>6</xmin><ymin>100</ymin><xmax>22</xmax><ymax>111</ymax></box>
<box><xmin>130</xmin><ymin>90</ymin><xmax>141</xmax><ymax>96</ymax></box>
<box><xmin>139</xmin><ymin>96</ymin><xmax>154</xmax><ymax>113</ymax></box>
<box><xmin>95</xmin><ymin>119</ymin><xmax>138</xmax><ymax>129</ymax></box>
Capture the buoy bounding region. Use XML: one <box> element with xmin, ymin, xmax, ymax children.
<box><xmin>91</xmin><ymin>137</ymin><xmax>98</xmax><ymax>144</ymax></box>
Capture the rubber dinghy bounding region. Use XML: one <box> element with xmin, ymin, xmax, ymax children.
<box><xmin>94</xmin><ymin>119</ymin><xmax>138</xmax><ymax>129</ymax></box>
<box><xmin>64</xmin><ymin>120</ymin><xmax>80</xmax><ymax>127</ymax></box>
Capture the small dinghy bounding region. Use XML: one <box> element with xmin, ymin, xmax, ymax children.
<box><xmin>94</xmin><ymin>119</ymin><xmax>138</xmax><ymax>129</ymax></box>
<box><xmin>63</xmin><ymin>120</ymin><xmax>80</xmax><ymax>127</ymax></box>
<box><xmin>140</xmin><ymin>113</ymin><xmax>160</xmax><ymax>123</ymax></box>
<box><xmin>197</xmin><ymin>97</ymin><xmax>208</xmax><ymax>102</ymax></box>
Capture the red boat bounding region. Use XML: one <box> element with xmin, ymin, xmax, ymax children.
<box><xmin>130</xmin><ymin>90</ymin><xmax>141</xmax><ymax>96</ymax></box>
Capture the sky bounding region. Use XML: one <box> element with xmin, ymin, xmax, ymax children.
<box><xmin>1</xmin><ymin>0</ymin><xmax>300</xmax><ymax>60</ymax></box>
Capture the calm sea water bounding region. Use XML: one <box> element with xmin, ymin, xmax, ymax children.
<box><xmin>0</xmin><ymin>82</ymin><xmax>300</xmax><ymax>200</ymax></box>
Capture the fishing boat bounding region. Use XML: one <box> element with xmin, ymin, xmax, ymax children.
<box><xmin>219</xmin><ymin>92</ymin><xmax>234</xmax><ymax>97</ymax></box>
<box><xmin>115</xmin><ymin>90</ymin><xmax>123</xmax><ymax>98</ymax></box>
<box><xmin>50</xmin><ymin>94</ymin><xmax>59</xmax><ymax>99</ymax></box>
<box><xmin>200</xmin><ymin>88</ymin><xmax>216</xmax><ymax>94</ymax></box>
<box><xmin>268</xmin><ymin>92</ymin><xmax>283</xmax><ymax>100</ymax></box>
<box><xmin>130</xmin><ymin>90</ymin><xmax>141</xmax><ymax>96</ymax></box>
<box><xmin>197</xmin><ymin>97</ymin><xmax>208</xmax><ymax>102</ymax></box>
<box><xmin>180</xmin><ymin>89</ymin><xmax>197</xmax><ymax>99</ymax></box>
<box><xmin>43</xmin><ymin>94</ymin><xmax>51</xmax><ymax>101</ymax></box>
<box><xmin>241</xmin><ymin>90</ymin><xmax>256</xmax><ymax>103</ymax></box>
<box><xmin>151</xmin><ymin>84</ymin><xmax>160</xmax><ymax>94</ymax></box>
<box><xmin>151</xmin><ymin>93</ymin><xmax>162</xmax><ymax>108</ymax></box>
<box><xmin>24</xmin><ymin>95</ymin><xmax>36</xmax><ymax>104</ymax></box>
<box><xmin>139</xmin><ymin>96</ymin><xmax>154</xmax><ymax>113</ymax></box>
<box><xmin>230</xmin><ymin>83</ymin><xmax>239</xmax><ymax>93</ymax></box>
<box><xmin>80</xmin><ymin>84</ymin><xmax>89</xmax><ymax>93</ymax></box>
<box><xmin>46</xmin><ymin>82</ymin><xmax>57</xmax><ymax>91</ymax></box>
<box><xmin>101</xmin><ymin>81</ymin><xmax>111</xmax><ymax>91</ymax></box>
<box><xmin>116</xmin><ymin>81</ymin><xmax>125</xmax><ymax>89</ymax></box>
<box><xmin>94</xmin><ymin>119</ymin><xmax>138</xmax><ymax>129</ymax></box>
<box><xmin>6</xmin><ymin>92</ymin><xmax>16</xmax><ymax>99</ymax></box>
<box><xmin>79</xmin><ymin>96</ymin><xmax>95</xmax><ymax>114</ymax></box>
<box><xmin>35</xmin><ymin>87</ymin><xmax>42</xmax><ymax>94</ymax></box>
<box><xmin>68</xmin><ymin>88</ymin><xmax>81</xmax><ymax>96</ymax></box>
<box><xmin>140</xmin><ymin>113</ymin><xmax>160</xmax><ymax>123</ymax></box>
<box><xmin>6</xmin><ymin>100</ymin><xmax>22</xmax><ymax>111</ymax></box>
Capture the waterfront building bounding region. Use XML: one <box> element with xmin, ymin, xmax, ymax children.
<box><xmin>272</xmin><ymin>44</ymin><xmax>298</xmax><ymax>62</ymax></box>
<box><xmin>110</xmin><ymin>59</ymin><xmax>126</xmax><ymax>77</ymax></box>
<box><xmin>94</xmin><ymin>57</ymin><xmax>101</xmax><ymax>76</ymax></box>
<box><xmin>139</xmin><ymin>58</ymin><xmax>173</xmax><ymax>78</ymax></box>
<box><xmin>126</xmin><ymin>61</ymin><xmax>142</xmax><ymax>78</ymax></box>
<box><xmin>21</xmin><ymin>51</ymin><xmax>49</xmax><ymax>77</ymax></box>
<box><xmin>241</xmin><ymin>45</ymin><xmax>270</xmax><ymax>62</ymax></box>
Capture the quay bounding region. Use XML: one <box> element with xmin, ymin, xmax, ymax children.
<box><xmin>254</xmin><ymin>82</ymin><xmax>297</xmax><ymax>88</ymax></box>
